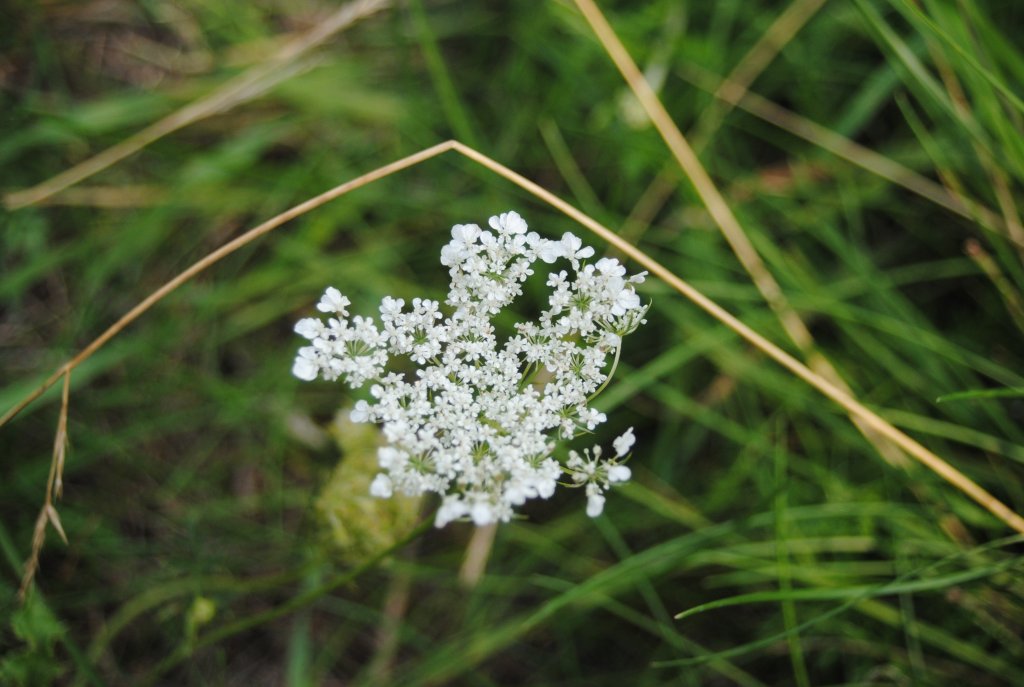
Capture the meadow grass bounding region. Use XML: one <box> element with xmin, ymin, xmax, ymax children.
<box><xmin>2</xmin><ymin>0</ymin><xmax>1023</xmax><ymax>684</ymax></box>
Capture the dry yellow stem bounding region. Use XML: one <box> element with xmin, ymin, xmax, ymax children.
<box><xmin>18</xmin><ymin>370</ymin><xmax>72</xmax><ymax>599</ymax></box>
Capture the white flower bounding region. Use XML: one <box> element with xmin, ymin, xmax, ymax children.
<box><xmin>292</xmin><ymin>211</ymin><xmax>647</xmax><ymax>526</ymax></box>
<box><xmin>470</xmin><ymin>500</ymin><xmax>496</xmax><ymax>526</ymax></box>
<box><xmin>607</xmin><ymin>465</ymin><xmax>631</xmax><ymax>483</ymax></box>
<box><xmin>452</xmin><ymin>223</ymin><xmax>482</xmax><ymax>244</ymax></box>
<box><xmin>537</xmin><ymin>240</ymin><xmax>564</xmax><ymax>264</ymax></box>
<box><xmin>317</xmin><ymin>287</ymin><xmax>350</xmax><ymax>314</ymax></box>
<box><xmin>579</xmin><ymin>407</ymin><xmax>607</xmax><ymax>430</ymax></box>
<box><xmin>294</xmin><ymin>318</ymin><xmax>324</xmax><ymax>340</ymax></box>
<box><xmin>377</xmin><ymin>446</ymin><xmax>402</xmax><ymax>469</ymax></box>
<box><xmin>611</xmin><ymin>285</ymin><xmax>640</xmax><ymax>317</ymax></box>
<box><xmin>379</xmin><ymin>296</ymin><xmax>405</xmax><ymax>321</ymax></box>
<box><xmin>559</xmin><ymin>232</ymin><xmax>595</xmax><ymax>262</ymax></box>
<box><xmin>613</xmin><ymin>427</ymin><xmax>635</xmax><ymax>457</ymax></box>
<box><xmin>292</xmin><ymin>353</ymin><xmax>319</xmax><ymax>381</ymax></box>
<box><xmin>350</xmin><ymin>400</ymin><xmax>371</xmax><ymax>423</ymax></box>
<box><xmin>435</xmin><ymin>496</ymin><xmax>469</xmax><ymax>528</ymax></box>
<box><xmin>595</xmin><ymin>257</ymin><xmax>626</xmax><ymax>277</ymax></box>
<box><xmin>489</xmin><ymin>211</ymin><xmax>528</xmax><ymax>235</ymax></box>
<box><xmin>370</xmin><ymin>474</ymin><xmax>393</xmax><ymax>498</ymax></box>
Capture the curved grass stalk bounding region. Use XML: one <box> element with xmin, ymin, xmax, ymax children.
<box><xmin>6</xmin><ymin>139</ymin><xmax>1024</xmax><ymax>601</ymax></box>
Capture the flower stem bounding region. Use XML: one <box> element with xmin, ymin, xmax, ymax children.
<box><xmin>587</xmin><ymin>344</ymin><xmax>621</xmax><ymax>403</ymax></box>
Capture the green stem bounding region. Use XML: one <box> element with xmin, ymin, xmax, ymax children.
<box><xmin>518</xmin><ymin>362</ymin><xmax>540</xmax><ymax>391</ymax></box>
<box><xmin>587</xmin><ymin>344</ymin><xmax>622</xmax><ymax>404</ymax></box>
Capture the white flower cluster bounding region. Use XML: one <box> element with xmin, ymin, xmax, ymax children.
<box><xmin>292</xmin><ymin>211</ymin><xmax>648</xmax><ymax>527</ymax></box>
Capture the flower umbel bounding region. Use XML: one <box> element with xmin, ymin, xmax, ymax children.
<box><xmin>293</xmin><ymin>211</ymin><xmax>647</xmax><ymax>527</ymax></box>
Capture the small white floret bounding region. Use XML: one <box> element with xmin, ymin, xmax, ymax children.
<box><xmin>452</xmin><ymin>223</ymin><xmax>482</xmax><ymax>244</ymax></box>
<box><xmin>613</xmin><ymin>427</ymin><xmax>635</xmax><ymax>457</ymax></box>
<box><xmin>595</xmin><ymin>257</ymin><xmax>626</xmax><ymax>277</ymax></box>
<box><xmin>611</xmin><ymin>287</ymin><xmax>640</xmax><ymax>316</ymax></box>
<box><xmin>294</xmin><ymin>318</ymin><xmax>323</xmax><ymax>340</ymax></box>
<box><xmin>369</xmin><ymin>474</ymin><xmax>393</xmax><ymax>498</ymax></box>
<box><xmin>489</xmin><ymin>211</ymin><xmax>527</xmax><ymax>235</ymax></box>
<box><xmin>538</xmin><ymin>240</ymin><xmax>564</xmax><ymax>264</ymax></box>
<box><xmin>560</xmin><ymin>232</ymin><xmax>595</xmax><ymax>261</ymax></box>
<box><xmin>470</xmin><ymin>501</ymin><xmax>496</xmax><ymax>526</ymax></box>
<box><xmin>377</xmin><ymin>446</ymin><xmax>403</xmax><ymax>469</ymax></box>
<box><xmin>435</xmin><ymin>497</ymin><xmax>469</xmax><ymax>528</ymax></box>
<box><xmin>317</xmin><ymin>287</ymin><xmax>350</xmax><ymax>314</ymax></box>
<box><xmin>607</xmin><ymin>464</ymin><xmax>631</xmax><ymax>483</ymax></box>
<box><xmin>350</xmin><ymin>400</ymin><xmax>371</xmax><ymax>423</ymax></box>
<box><xmin>292</xmin><ymin>356</ymin><xmax>319</xmax><ymax>381</ymax></box>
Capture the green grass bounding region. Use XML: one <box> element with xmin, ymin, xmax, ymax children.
<box><xmin>2</xmin><ymin>0</ymin><xmax>1024</xmax><ymax>684</ymax></box>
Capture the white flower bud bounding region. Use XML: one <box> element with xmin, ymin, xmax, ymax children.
<box><xmin>586</xmin><ymin>492</ymin><xmax>606</xmax><ymax>518</ymax></box>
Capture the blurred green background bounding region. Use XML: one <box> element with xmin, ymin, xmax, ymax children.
<box><xmin>2</xmin><ymin>0</ymin><xmax>1023</xmax><ymax>684</ymax></box>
